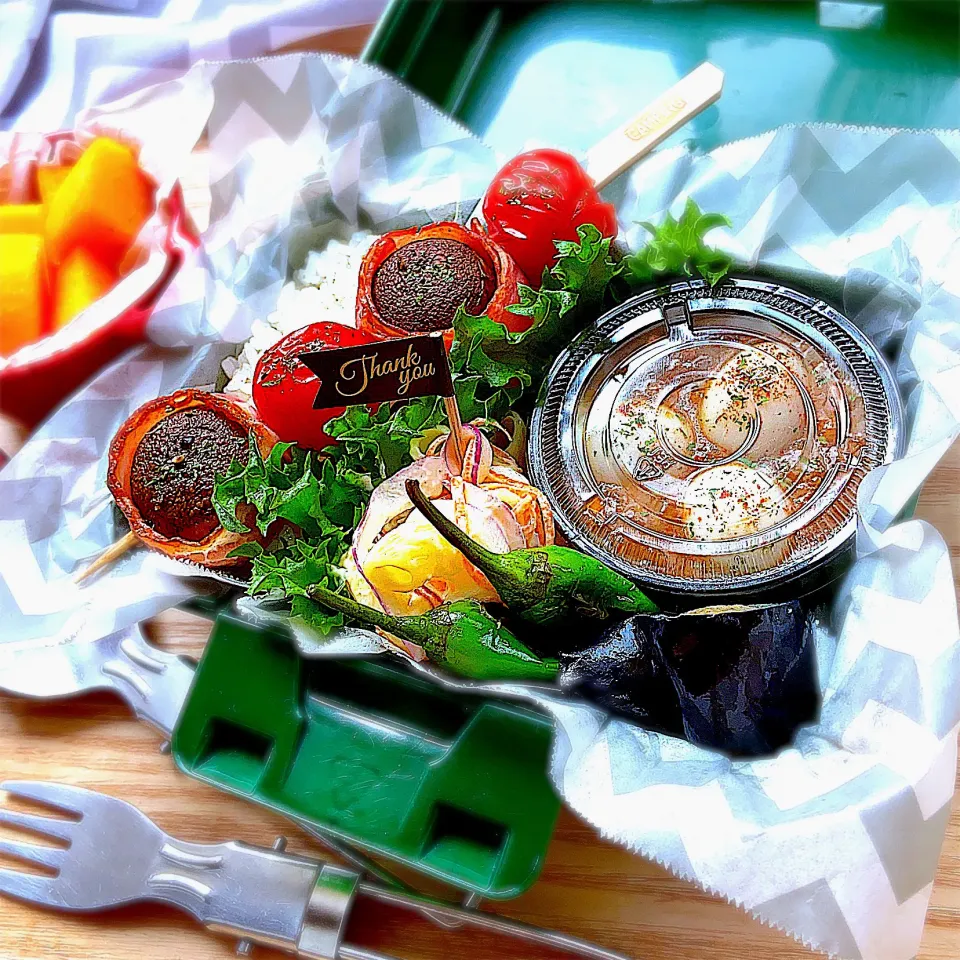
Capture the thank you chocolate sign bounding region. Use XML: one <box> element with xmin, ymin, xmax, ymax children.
<box><xmin>300</xmin><ymin>333</ymin><xmax>454</xmax><ymax>410</ymax></box>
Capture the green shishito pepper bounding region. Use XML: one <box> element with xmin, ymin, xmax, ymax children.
<box><xmin>405</xmin><ymin>479</ymin><xmax>657</xmax><ymax>629</ymax></box>
<box><xmin>306</xmin><ymin>585</ymin><xmax>559</xmax><ymax>683</ymax></box>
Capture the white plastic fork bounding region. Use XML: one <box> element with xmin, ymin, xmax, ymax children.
<box><xmin>0</xmin><ymin>628</ymin><xmax>193</xmax><ymax>737</ymax></box>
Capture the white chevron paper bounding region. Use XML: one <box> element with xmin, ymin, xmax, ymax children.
<box><xmin>0</xmin><ymin>0</ymin><xmax>386</xmax><ymax>130</ymax></box>
<box><xmin>1</xmin><ymin>55</ymin><xmax>959</xmax><ymax>960</ymax></box>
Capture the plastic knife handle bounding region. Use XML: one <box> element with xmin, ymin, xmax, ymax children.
<box><xmin>584</xmin><ymin>61</ymin><xmax>725</xmax><ymax>189</ymax></box>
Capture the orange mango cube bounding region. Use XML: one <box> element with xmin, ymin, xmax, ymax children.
<box><xmin>0</xmin><ymin>234</ymin><xmax>48</xmax><ymax>356</ymax></box>
<box><xmin>54</xmin><ymin>248</ymin><xmax>117</xmax><ymax>329</ymax></box>
<box><xmin>0</xmin><ymin>204</ymin><xmax>44</xmax><ymax>235</ymax></box>
<box><xmin>45</xmin><ymin>137</ymin><xmax>154</xmax><ymax>269</ymax></box>
<box><xmin>35</xmin><ymin>165</ymin><xmax>72</xmax><ymax>204</ymax></box>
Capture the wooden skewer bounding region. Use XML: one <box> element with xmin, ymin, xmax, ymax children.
<box><xmin>468</xmin><ymin>62</ymin><xmax>725</xmax><ymax>224</ymax></box>
<box><xmin>74</xmin><ymin>530</ymin><xmax>139</xmax><ymax>584</ymax></box>
<box><xmin>443</xmin><ymin>395</ymin><xmax>469</xmax><ymax>470</ymax></box>
<box><xmin>584</xmin><ymin>61</ymin><xmax>725</xmax><ymax>190</ymax></box>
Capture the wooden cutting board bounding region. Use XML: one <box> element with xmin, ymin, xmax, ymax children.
<box><xmin>2</xmin><ymin>21</ymin><xmax>959</xmax><ymax>960</ymax></box>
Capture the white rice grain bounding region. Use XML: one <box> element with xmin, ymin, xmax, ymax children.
<box><xmin>223</xmin><ymin>231</ymin><xmax>375</xmax><ymax>400</ymax></box>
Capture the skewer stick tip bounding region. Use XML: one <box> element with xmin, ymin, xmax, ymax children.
<box><xmin>443</xmin><ymin>395</ymin><xmax>469</xmax><ymax>470</ymax></box>
<box><xmin>74</xmin><ymin>530</ymin><xmax>140</xmax><ymax>584</ymax></box>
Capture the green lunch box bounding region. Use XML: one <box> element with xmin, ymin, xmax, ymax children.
<box><xmin>171</xmin><ymin>612</ymin><xmax>560</xmax><ymax>899</ymax></box>
<box><xmin>363</xmin><ymin>0</ymin><xmax>960</xmax><ymax>157</ymax></box>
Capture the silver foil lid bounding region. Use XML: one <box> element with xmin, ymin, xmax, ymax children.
<box><xmin>529</xmin><ymin>278</ymin><xmax>904</xmax><ymax>594</ymax></box>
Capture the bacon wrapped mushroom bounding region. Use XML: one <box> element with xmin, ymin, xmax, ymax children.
<box><xmin>356</xmin><ymin>221</ymin><xmax>529</xmax><ymax>345</ymax></box>
<box><xmin>107</xmin><ymin>389</ymin><xmax>277</xmax><ymax>566</ymax></box>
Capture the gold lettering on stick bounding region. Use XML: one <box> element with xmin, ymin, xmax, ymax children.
<box><xmin>624</xmin><ymin>96</ymin><xmax>687</xmax><ymax>141</ymax></box>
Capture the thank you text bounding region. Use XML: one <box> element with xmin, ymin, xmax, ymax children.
<box><xmin>300</xmin><ymin>333</ymin><xmax>454</xmax><ymax>410</ymax></box>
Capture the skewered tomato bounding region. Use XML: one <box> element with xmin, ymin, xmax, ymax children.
<box><xmin>253</xmin><ymin>322</ymin><xmax>380</xmax><ymax>451</ymax></box>
<box><xmin>481</xmin><ymin>149</ymin><xmax>618</xmax><ymax>286</ymax></box>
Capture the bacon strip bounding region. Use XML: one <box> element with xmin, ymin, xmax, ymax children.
<box><xmin>107</xmin><ymin>389</ymin><xmax>277</xmax><ymax>567</ymax></box>
<box><xmin>356</xmin><ymin>220</ymin><xmax>529</xmax><ymax>345</ymax></box>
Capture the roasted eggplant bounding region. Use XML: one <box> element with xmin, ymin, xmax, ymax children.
<box><xmin>560</xmin><ymin>601</ymin><xmax>819</xmax><ymax>757</ymax></box>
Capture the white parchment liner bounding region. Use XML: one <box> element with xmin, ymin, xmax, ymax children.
<box><xmin>1</xmin><ymin>55</ymin><xmax>959</xmax><ymax>960</ymax></box>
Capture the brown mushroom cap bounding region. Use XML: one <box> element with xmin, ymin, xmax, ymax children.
<box><xmin>372</xmin><ymin>237</ymin><xmax>495</xmax><ymax>334</ymax></box>
<box><xmin>107</xmin><ymin>389</ymin><xmax>277</xmax><ymax>567</ymax></box>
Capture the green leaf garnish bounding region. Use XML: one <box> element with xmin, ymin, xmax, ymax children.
<box><xmin>451</xmin><ymin>222</ymin><xmax>619</xmax><ymax>409</ymax></box>
<box><xmin>249</xmin><ymin>537</ymin><xmax>350</xmax><ymax>636</ymax></box>
<box><xmin>325</xmin><ymin>397</ymin><xmax>447</xmax><ymax>481</ymax></box>
<box><xmin>623</xmin><ymin>197</ymin><xmax>732</xmax><ymax>287</ymax></box>
<box><xmin>212</xmin><ymin>438</ymin><xmax>339</xmax><ymax>539</ymax></box>
<box><xmin>213</xmin><ymin>398</ymin><xmax>449</xmax><ymax>634</ymax></box>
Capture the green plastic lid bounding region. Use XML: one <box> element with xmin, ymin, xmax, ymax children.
<box><xmin>365</xmin><ymin>1</ymin><xmax>960</xmax><ymax>157</ymax></box>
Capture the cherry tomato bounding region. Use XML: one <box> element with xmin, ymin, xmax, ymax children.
<box><xmin>481</xmin><ymin>148</ymin><xmax>618</xmax><ymax>286</ymax></box>
<box><xmin>252</xmin><ymin>322</ymin><xmax>379</xmax><ymax>451</ymax></box>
